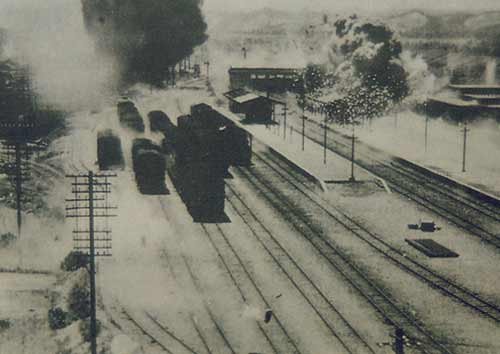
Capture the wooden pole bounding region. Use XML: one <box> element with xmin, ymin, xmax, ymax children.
<box><xmin>350</xmin><ymin>124</ymin><xmax>355</xmax><ymax>182</ymax></box>
<box><xmin>462</xmin><ymin>121</ymin><xmax>468</xmax><ymax>173</ymax></box>
<box><xmin>88</xmin><ymin>171</ymin><xmax>97</xmax><ymax>354</ymax></box>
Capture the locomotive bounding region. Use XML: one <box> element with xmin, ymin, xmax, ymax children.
<box><xmin>154</xmin><ymin>104</ymin><xmax>251</xmax><ymax>222</ymax></box>
<box><xmin>139</xmin><ymin>104</ymin><xmax>252</xmax><ymax>221</ymax></box>
<box><xmin>174</xmin><ymin>113</ymin><xmax>227</xmax><ymax>221</ymax></box>
<box><xmin>117</xmin><ymin>100</ymin><xmax>145</xmax><ymax>133</ymax></box>
<box><xmin>97</xmin><ymin>129</ymin><xmax>124</xmax><ymax>170</ymax></box>
<box><xmin>131</xmin><ymin>138</ymin><xmax>168</xmax><ymax>195</ymax></box>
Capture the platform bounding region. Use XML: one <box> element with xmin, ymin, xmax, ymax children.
<box><xmin>211</xmin><ymin>105</ymin><xmax>377</xmax><ymax>190</ymax></box>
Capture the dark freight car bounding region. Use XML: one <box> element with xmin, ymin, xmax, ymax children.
<box><xmin>117</xmin><ymin>100</ymin><xmax>145</xmax><ymax>133</ymax></box>
<box><xmin>190</xmin><ymin>103</ymin><xmax>252</xmax><ymax>167</ymax></box>
<box><xmin>175</xmin><ymin>161</ymin><xmax>225</xmax><ymax>221</ymax></box>
<box><xmin>148</xmin><ymin>110</ymin><xmax>177</xmax><ymax>153</ymax></box>
<box><xmin>97</xmin><ymin>129</ymin><xmax>124</xmax><ymax>170</ymax></box>
<box><xmin>131</xmin><ymin>139</ymin><xmax>167</xmax><ymax>195</ymax></box>
<box><xmin>168</xmin><ymin>112</ymin><xmax>227</xmax><ymax>221</ymax></box>
<box><xmin>148</xmin><ymin>110</ymin><xmax>173</xmax><ymax>133</ymax></box>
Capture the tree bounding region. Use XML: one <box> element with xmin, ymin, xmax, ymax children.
<box><xmin>68</xmin><ymin>283</ymin><xmax>91</xmax><ymax>320</ymax></box>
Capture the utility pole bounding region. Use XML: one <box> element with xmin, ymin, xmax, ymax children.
<box><xmin>242</xmin><ymin>47</ymin><xmax>247</xmax><ymax>59</ymax></box>
<box><xmin>283</xmin><ymin>103</ymin><xmax>288</xmax><ymax>140</ymax></box>
<box><xmin>394</xmin><ymin>328</ymin><xmax>405</xmax><ymax>354</ymax></box>
<box><xmin>462</xmin><ymin>121</ymin><xmax>469</xmax><ymax>173</ymax></box>
<box><xmin>301</xmin><ymin>106</ymin><xmax>306</xmax><ymax>151</ymax></box>
<box><xmin>350</xmin><ymin>123</ymin><xmax>356</xmax><ymax>182</ymax></box>
<box><xmin>323</xmin><ymin>113</ymin><xmax>328</xmax><ymax>165</ymax></box>
<box><xmin>0</xmin><ymin>119</ymin><xmax>36</xmax><ymax>238</ymax></box>
<box><xmin>204</xmin><ymin>61</ymin><xmax>210</xmax><ymax>80</ymax></box>
<box><xmin>424</xmin><ymin>115</ymin><xmax>429</xmax><ymax>153</ymax></box>
<box><xmin>66</xmin><ymin>171</ymin><xmax>116</xmax><ymax>354</ymax></box>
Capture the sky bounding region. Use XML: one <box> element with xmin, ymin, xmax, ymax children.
<box><xmin>203</xmin><ymin>0</ymin><xmax>500</xmax><ymax>14</ymax></box>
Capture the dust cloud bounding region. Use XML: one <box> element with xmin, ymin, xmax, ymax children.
<box><xmin>0</xmin><ymin>0</ymin><xmax>119</xmax><ymax>111</ymax></box>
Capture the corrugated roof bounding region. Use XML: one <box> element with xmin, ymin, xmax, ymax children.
<box><xmin>463</xmin><ymin>94</ymin><xmax>500</xmax><ymax>99</ymax></box>
<box><xmin>232</xmin><ymin>93</ymin><xmax>261</xmax><ymax>104</ymax></box>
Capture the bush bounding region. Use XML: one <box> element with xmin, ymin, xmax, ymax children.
<box><xmin>0</xmin><ymin>319</ymin><xmax>10</xmax><ymax>332</ymax></box>
<box><xmin>48</xmin><ymin>307</ymin><xmax>70</xmax><ymax>330</ymax></box>
<box><xmin>68</xmin><ymin>284</ymin><xmax>90</xmax><ymax>320</ymax></box>
<box><xmin>79</xmin><ymin>318</ymin><xmax>101</xmax><ymax>343</ymax></box>
<box><xmin>0</xmin><ymin>233</ymin><xmax>16</xmax><ymax>248</ymax></box>
<box><xmin>61</xmin><ymin>251</ymin><xmax>88</xmax><ymax>272</ymax></box>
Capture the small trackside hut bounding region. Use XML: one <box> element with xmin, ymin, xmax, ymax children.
<box><xmin>224</xmin><ymin>88</ymin><xmax>283</xmax><ymax>124</ymax></box>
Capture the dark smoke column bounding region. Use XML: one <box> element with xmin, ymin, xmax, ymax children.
<box><xmin>81</xmin><ymin>0</ymin><xmax>207</xmax><ymax>86</ymax></box>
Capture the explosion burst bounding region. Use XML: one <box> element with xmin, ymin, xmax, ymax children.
<box><xmin>82</xmin><ymin>0</ymin><xmax>208</xmax><ymax>86</ymax></box>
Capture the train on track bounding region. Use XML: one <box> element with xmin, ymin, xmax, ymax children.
<box><xmin>97</xmin><ymin>129</ymin><xmax>124</xmax><ymax>170</ymax></box>
<box><xmin>131</xmin><ymin>138</ymin><xmax>168</xmax><ymax>195</ymax></box>
<box><xmin>154</xmin><ymin>103</ymin><xmax>252</xmax><ymax>221</ymax></box>
<box><xmin>117</xmin><ymin>99</ymin><xmax>145</xmax><ymax>133</ymax></box>
<box><xmin>98</xmin><ymin>99</ymin><xmax>252</xmax><ymax>216</ymax></box>
<box><xmin>148</xmin><ymin>110</ymin><xmax>177</xmax><ymax>154</ymax></box>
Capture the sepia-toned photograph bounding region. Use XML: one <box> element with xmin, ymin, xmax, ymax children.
<box><xmin>0</xmin><ymin>1</ymin><xmax>499</xmax><ymax>353</ymax></box>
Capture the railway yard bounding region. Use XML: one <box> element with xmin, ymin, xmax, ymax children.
<box><xmin>1</xmin><ymin>4</ymin><xmax>500</xmax><ymax>354</ymax></box>
<box><xmin>5</xmin><ymin>78</ymin><xmax>489</xmax><ymax>354</ymax></box>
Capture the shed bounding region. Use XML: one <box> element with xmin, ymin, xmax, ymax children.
<box><xmin>224</xmin><ymin>89</ymin><xmax>282</xmax><ymax>123</ymax></box>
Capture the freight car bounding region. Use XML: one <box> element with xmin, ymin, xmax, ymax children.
<box><xmin>190</xmin><ymin>103</ymin><xmax>252</xmax><ymax>167</ymax></box>
<box><xmin>97</xmin><ymin>129</ymin><xmax>124</xmax><ymax>170</ymax></box>
<box><xmin>148</xmin><ymin>110</ymin><xmax>177</xmax><ymax>153</ymax></box>
<box><xmin>131</xmin><ymin>138</ymin><xmax>167</xmax><ymax>195</ymax></box>
<box><xmin>174</xmin><ymin>160</ymin><xmax>225</xmax><ymax>221</ymax></box>
<box><xmin>148</xmin><ymin>110</ymin><xmax>174</xmax><ymax>133</ymax></box>
<box><xmin>117</xmin><ymin>100</ymin><xmax>145</xmax><ymax>133</ymax></box>
<box><xmin>165</xmin><ymin>113</ymin><xmax>227</xmax><ymax>221</ymax></box>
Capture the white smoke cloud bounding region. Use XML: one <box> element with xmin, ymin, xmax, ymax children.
<box><xmin>400</xmin><ymin>50</ymin><xmax>437</xmax><ymax>102</ymax></box>
<box><xmin>0</xmin><ymin>0</ymin><xmax>119</xmax><ymax>111</ymax></box>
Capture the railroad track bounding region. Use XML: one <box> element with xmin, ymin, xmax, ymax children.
<box><xmin>181</xmin><ymin>254</ymin><xmax>237</xmax><ymax>354</ymax></box>
<box><xmin>158</xmin><ymin>198</ymin><xmax>239</xmax><ymax>354</ymax></box>
<box><xmin>293</xmin><ymin>118</ymin><xmax>500</xmax><ymax>248</ymax></box>
<box><xmin>121</xmin><ymin>309</ymin><xmax>175</xmax><ymax>354</ymax></box>
<box><xmin>256</xmin><ymin>149</ymin><xmax>500</xmax><ymax>322</ymax></box>
<box><xmin>234</xmin><ymin>152</ymin><xmax>455</xmax><ymax>354</ymax></box>
<box><xmin>224</xmin><ymin>182</ymin><xmax>377</xmax><ymax>354</ymax></box>
<box><xmin>199</xmin><ymin>223</ymin><xmax>300</xmax><ymax>354</ymax></box>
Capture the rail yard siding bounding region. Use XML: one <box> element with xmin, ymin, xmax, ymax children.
<box><xmin>395</xmin><ymin>157</ymin><xmax>500</xmax><ymax>206</ymax></box>
<box><xmin>266</xmin><ymin>146</ymin><xmax>327</xmax><ymax>192</ymax></box>
<box><xmin>209</xmin><ymin>104</ymin><xmax>327</xmax><ymax>192</ymax></box>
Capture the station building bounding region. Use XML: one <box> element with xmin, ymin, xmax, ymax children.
<box><xmin>228</xmin><ymin>66</ymin><xmax>303</xmax><ymax>93</ymax></box>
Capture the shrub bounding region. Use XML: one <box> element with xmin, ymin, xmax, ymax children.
<box><xmin>48</xmin><ymin>307</ymin><xmax>70</xmax><ymax>330</ymax></box>
<box><xmin>68</xmin><ymin>284</ymin><xmax>90</xmax><ymax>320</ymax></box>
<box><xmin>79</xmin><ymin>318</ymin><xmax>101</xmax><ymax>343</ymax></box>
<box><xmin>0</xmin><ymin>233</ymin><xmax>16</xmax><ymax>248</ymax></box>
<box><xmin>61</xmin><ymin>251</ymin><xmax>88</xmax><ymax>272</ymax></box>
<box><xmin>0</xmin><ymin>319</ymin><xmax>10</xmax><ymax>331</ymax></box>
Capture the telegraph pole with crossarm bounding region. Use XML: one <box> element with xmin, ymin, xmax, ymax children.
<box><xmin>65</xmin><ymin>171</ymin><xmax>117</xmax><ymax>354</ymax></box>
<box><xmin>0</xmin><ymin>118</ymin><xmax>38</xmax><ymax>237</ymax></box>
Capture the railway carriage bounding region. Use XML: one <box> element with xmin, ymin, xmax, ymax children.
<box><xmin>131</xmin><ymin>138</ymin><xmax>167</xmax><ymax>195</ymax></box>
<box><xmin>97</xmin><ymin>129</ymin><xmax>124</xmax><ymax>170</ymax></box>
<box><xmin>117</xmin><ymin>100</ymin><xmax>145</xmax><ymax>133</ymax></box>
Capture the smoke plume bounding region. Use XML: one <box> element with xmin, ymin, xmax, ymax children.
<box><xmin>81</xmin><ymin>0</ymin><xmax>208</xmax><ymax>86</ymax></box>
<box><xmin>0</xmin><ymin>0</ymin><xmax>119</xmax><ymax>111</ymax></box>
<box><xmin>301</xmin><ymin>16</ymin><xmax>437</xmax><ymax>122</ymax></box>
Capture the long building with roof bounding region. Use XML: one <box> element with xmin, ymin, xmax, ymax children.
<box><xmin>427</xmin><ymin>84</ymin><xmax>500</xmax><ymax>119</ymax></box>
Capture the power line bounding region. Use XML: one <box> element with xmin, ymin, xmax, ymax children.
<box><xmin>65</xmin><ymin>171</ymin><xmax>117</xmax><ymax>354</ymax></box>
